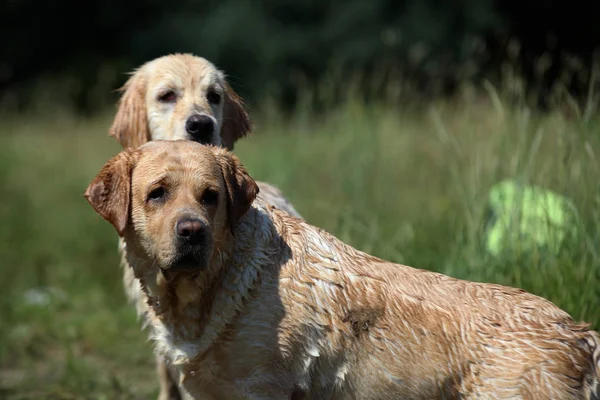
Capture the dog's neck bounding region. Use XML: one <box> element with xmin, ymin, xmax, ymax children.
<box><xmin>125</xmin><ymin>202</ymin><xmax>280</xmax><ymax>364</ymax></box>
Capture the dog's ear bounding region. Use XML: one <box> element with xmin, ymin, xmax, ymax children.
<box><xmin>215</xmin><ymin>148</ymin><xmax>259</xmax><ymax>232</ymax></box>
<box><xmin>109</xmin><ymin>71</ymin><xmax>150</xmax><ymax>149</ymax></box>
<box><xmin>220</xmin><ymin>82</ymin><xmax>252</xmax><ymax>150</ymax></box>
<box><xmin>84</xmin><ymin>150</ymin><xmax>138</xmax><ymax>236</ymax></box>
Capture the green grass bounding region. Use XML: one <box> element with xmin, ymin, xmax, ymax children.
<box><xmin>0</xmin><ymin>94</ymin><xmax>599</xmax><ymax>399</ymax></box>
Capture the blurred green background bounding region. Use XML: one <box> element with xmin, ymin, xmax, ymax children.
<box><xmin>1</xmin><ymin>1</ymin><xmax>600</xmax><ymax>399</ymax></box>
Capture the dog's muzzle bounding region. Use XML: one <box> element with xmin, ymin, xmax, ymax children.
<box><xmin>185</xmin><ymin>114</ymin><xmax>215</xmax><ymax>144</ymax></box>
<box><xmin>162</xmin><ymin>217</ymin><xmax>213</xmax><ymax>278</ymax></box>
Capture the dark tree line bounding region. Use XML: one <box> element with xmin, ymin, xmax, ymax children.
<box><xmin>1</xmin><ymin>0</ymin><xmax>599</xmax><ymax>112</ymax></box>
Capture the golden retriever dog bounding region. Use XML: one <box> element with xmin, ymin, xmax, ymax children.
<box><xmin>86</xmin><ymin>140</ymin><xmax>600</xmax><ymax>400</ymax></box>
<box><xmin>109</xmin><ymin>53</ymin><xmax>300</xmax><ymax>217</ymax></box>
<box><xmin>109</xmin><ymin>54</ymin><xmax>302</xmax><ymax>399</ymax></box>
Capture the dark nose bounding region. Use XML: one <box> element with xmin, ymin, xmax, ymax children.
<box><xmin>185</xmin><ymin>114</ymin><xmax>214</xmax><ymax>142</ymax></box>
<box><xmin>176</xmin><ymin>218</ymin><xmax>206</xmax><ymax>243</ymax></box>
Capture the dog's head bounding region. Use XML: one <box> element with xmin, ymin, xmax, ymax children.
<box><xmin>109</xmin><ymin>54</ymin><xmax>251</xmax><ymax>150</ymax></box>
<box><xmin>85</xmin><ymin>141</ymin><xmax>258</xmax><ymax>279</ymax></box>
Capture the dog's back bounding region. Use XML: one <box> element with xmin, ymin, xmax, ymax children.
<box><xmin>262</xmin><ymin>206</ymin><xmax>600</xmax><ymax>399</ymax></box>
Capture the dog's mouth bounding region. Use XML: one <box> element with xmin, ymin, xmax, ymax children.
<box><xmin>189</xmin><ymin>136</ymin><xmax>215</xmax><ymax>146</ymax></box>
<box><xmin>160</xmin><ymin>249</ymin><xmax>210</xmax><ymax>282</ymax></box>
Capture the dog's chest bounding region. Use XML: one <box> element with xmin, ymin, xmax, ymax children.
<box><xmin>150</xmin><ymin>308</ymin><xmax>205</xmax><ymax>365</ymax></box>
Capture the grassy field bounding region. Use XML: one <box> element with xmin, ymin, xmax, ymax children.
<box><xmin>0</xmin><ymin>93</ymin><xmax>599</xmax><ymax>399</ymax></box>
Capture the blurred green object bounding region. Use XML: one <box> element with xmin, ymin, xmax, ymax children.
<box><xmin>485</xmin><ymin>180</ymin><xmax>578</xmax><ymax>256</ymax></box>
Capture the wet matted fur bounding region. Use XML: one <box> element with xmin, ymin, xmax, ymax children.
<box><xmin>109</xmin><ymin>54</ymin><xmax>302</xmax><ymax>399</ymax></box>
<box><xmin>86</xmin><ymin>141</ymin><xmax>600</xmax><ymax>400</ymax></box>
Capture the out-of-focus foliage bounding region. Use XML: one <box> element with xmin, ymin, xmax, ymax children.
<box><xmin>1</xmin><ymin>0</ymin><xmax>599</xmax><ymax>112</ymax></box>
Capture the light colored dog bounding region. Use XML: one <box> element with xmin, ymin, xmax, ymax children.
<box><xmin>109</xmin><ymin>53</ymin><xmax>300</xmax><ymax>216</ymax></box>
<box><xmin>86</xmin><ymin>140</ymin><xmax>600</xmax><ymax>400</ymax></box>
<box><xmin>109</xmin><ymin>54</ymin><xmax>302</xmax><ymax>399</ymax></box>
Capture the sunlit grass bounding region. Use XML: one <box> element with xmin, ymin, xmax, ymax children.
<box><xmin>0</xmin><ymin>92</ymin><xmax>598</xmax><ymax>398</ymax></box>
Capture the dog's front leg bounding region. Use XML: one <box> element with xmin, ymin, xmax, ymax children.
<box><xmin>187</xmin><ymin>380</ymin><xmax>293</xmax><ymax>400</ymax></box>
<box><xmin>234</xmin><ymin>378</ymin><xmax>300</xmax><ymax>400</ymax></box>
<box><xmin>156</xmin><ymin>354</ymin><xmax>185</xmax><ymax>400</ymax></box>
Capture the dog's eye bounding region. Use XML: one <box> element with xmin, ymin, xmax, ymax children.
<box><xmin>201</xmin><ymin>189</ymin><xmax>219</xmax><ymax>206</ymax></box>
<box><xmin>206</xmin><ymin>90</ymin><xmax>221</xmax><ymax>105</ymax></box>
<box><xmin>158</xmin><ymin>91</ymin><xmax>176</xmax><ymax>103</ymax></box>
<box><xmin>147</xmin><ymin>187</ymin><xmax>166</xmax><ymax>202</ymax></box>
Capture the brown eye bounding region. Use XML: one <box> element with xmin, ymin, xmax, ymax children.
<box><xmin>207</xmin><ymin>90</ymin><xmax>221</xmax><ymax>104</ymax></box>
<box><xmin>201</xmin><ymin>188</ymin><xmax>219</xmax><ymax>206</ymax></box>
<box><xmin>158</xmin><ymin>90</ymin><xmax>176</xmax><ymax>103</ymax></box>
<box><xmin>147</xmin><ymin>187</ymin><xmax>166</xmax><ymax>202</ymax></box>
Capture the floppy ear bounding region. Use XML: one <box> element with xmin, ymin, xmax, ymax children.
<box><xmin>220</xmin><ymin>82</ymin><xmax>252</xmax><ymax>150</ymax></box>
<box><xmin>215</xmin><ymin>148</ymin><xmax>259</xmax><ymax>232</ymax></box>
<box><xmin>109</xmin><ymin>71</ymin><xmax>150</xmax><ymax>149</ymax></box>
<box><xmin>84</xmin><ymin>150</ymin><xmax>138</xmax><ymax>236</ymax></box>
